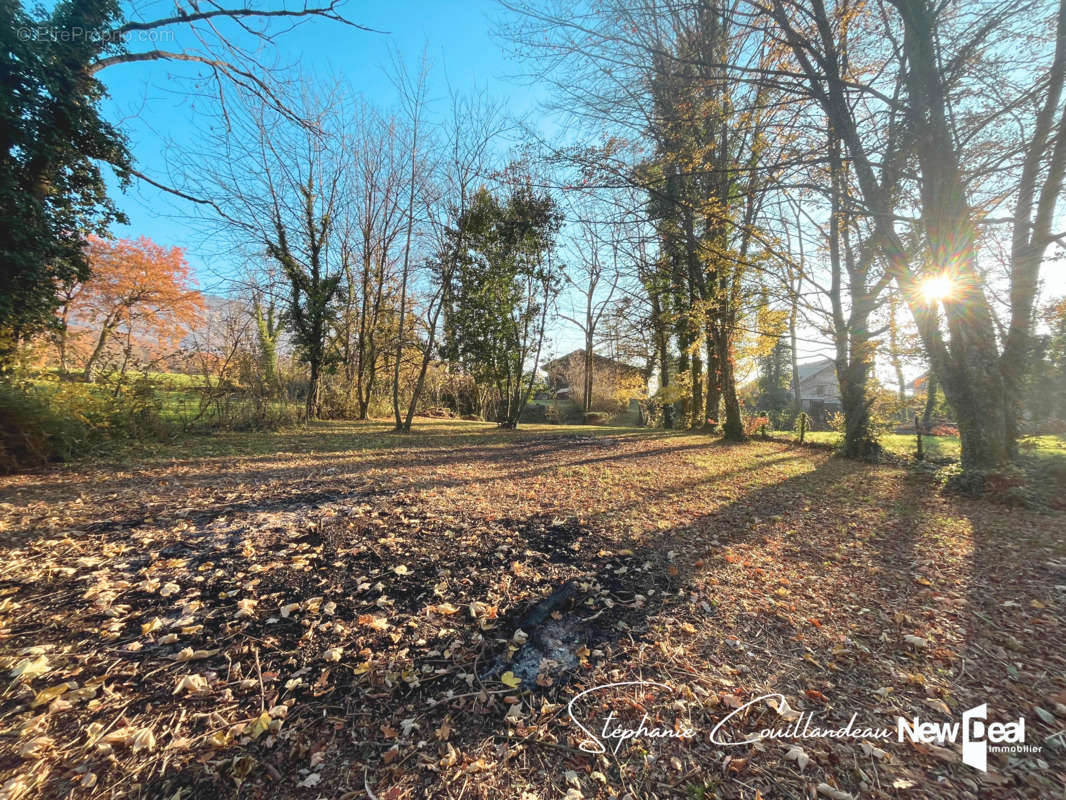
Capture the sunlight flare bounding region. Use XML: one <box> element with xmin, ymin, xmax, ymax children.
<box><xmin>919</xmin><ymin>274</ymin><xmax>954</xmax><ymax>303</ymax></box>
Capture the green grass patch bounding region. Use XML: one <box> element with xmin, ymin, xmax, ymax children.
<box><xmin>772</xmin><ymin>428</ymin><xmax>1066</xmax><ymax>464</ymax></box>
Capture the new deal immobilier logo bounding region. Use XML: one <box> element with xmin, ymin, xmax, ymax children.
<box><xmin>898</xmin><ymin>703</ymin><xmax>1040</xmax><ymax>770</ymax></box>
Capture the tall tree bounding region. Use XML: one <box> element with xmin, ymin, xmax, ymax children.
<box><xmin>268</xmin><ymin>165</ymin><xmax>343</xmax><ymax>421</ymax></box>
<box><xmin>74</xmin><ymin>236</ymin><xmax>203</xmax><ymax>380</ymax></box>
<box><xmin>391</xmin><ymin>54</ymin><xmax>430</xmax><ymax>431</ymax></box>
<box><xmin>503</xmin><ymin>0</ymin><xmax>789</xmax><ymax>440</ymax></box>
<box><xmin>442</xmin><ymin>180</ymin><xmax>562</xmax><ymax>428</ymax></box>
<box><xmin>1</xmin><ymin>0</ymin><xmax>366</xmax><ymax>357</ymax></box>
<box><xmin>893</xmin><ymin>0</ymin><xmax>1066</xmax><ymax>467</ymax></box>
<box><xmin>334</xmin><ymin>104</ymin><xmax>406</xmax><ymax>419</ymax></box>
<box><xmin>768</xmin><ymin>0</ymin><xmax>1066</xmax><ymax>469</ymax></box>
<box><xmin>558</xmin><ymin>205</ymin><xmax>622</xmax><ymax>413</ymax></box>
<box><xmin>396</xmin><ymin>91</ymin><xmax>509</xmax><ymax>433</ymax></box>
<box><xmin>0</xmin><ymin>0</ymin><xmax>130</xmax><ymax>348</ymax></box>
<box><xmin>189</xmin><ymin>86</ymin><xmax>347</xmax><ymax>420</ymax></box>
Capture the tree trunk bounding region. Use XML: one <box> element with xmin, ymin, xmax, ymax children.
<box><xmin>690</xmin><ymin>348</ymin><xmax>703</xmax><ymax>429</ymax></box>
<box><xmin>716</xmin><ymin>327</ymin><xmax>744</xmax><ymax>441</ymax></box>
<box><xmin>56</xmin><ymin>300</ymin><xmax>72</xmax><ymax>374</ymax></box>
<box><xmin>940</xmin><ymin>364</ymin><xmax>1013</xmax><ymax>469</ymax></box>
<box><xmin>83</xmin><ymin>322</ymin><xmax>116</xmax><ymax>382</ymax></box>
<box><xmin>837</xmin><ymin>357</ymin><xmax>876</xmax><ymax>459</ymax></box>
<box><xmin>922</xmin><ymin>370</ymin><xmax>937</xmax><ymax>432</ymax></box>
<box><xmin>583</xmin><ymin>342</ymin><xmax>593</xmax><ymax>413</ymax></box>
<box><xmin>704</xmin><ymin>324</ymin><xmax>720</xmax><ymax>428</ymax></box>
<box><xmin>789</xmin><ymin>299</ymin><xmax>801</xmax><ymax>415</ymax></box>
<box><xmin>307</xmin><ymin>359</ymin><xmax>321</xmax><ymax>421</ymax></box>
<box><xmin>652</xmin><ymin>291</ymin><xmax>673</xmax><ymax>429</ymax></box>
<box><xmin>888</xmin><ymin>292</ymin><xmax>908</xmax><ymax>420</ymax></box>
<box><xmin>895</xmin><ymin>0</ymin><xmax>1016</xmax><ymax>469</ymax></box>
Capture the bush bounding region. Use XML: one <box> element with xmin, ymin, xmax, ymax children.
<box><xmin>928</xmin><ymin>424</ymin><xmax>958</xmax><ymax>437</ymax></box>
<box><xmin>0</xmin><ymin>373</ymin><xmax>186</xmax><ymax>473</ymax></box>
<box><xmin>544</xmin><ymin>403</ymin><xmax>565</xmax><ymax>424</ymax></box>
<box><xmin>1</xmin><ymin>378</ymin><xmax>165</xmax><ymax>471</ymax></box>
<box><xmin>1</xmin><ymin>380</ymin><xmax>92</xmax><ymax>471</ymax></box>
<box><xmin>826</xmin><ymin>410</ymin><xmax>846</xmax><ymax>433</ymax></box>
<box><xmin>422</xmin><ymin>406</ymin><xmax>456</xmax><ymax>419</ymax></box>
<box><xmin>743</xmin><ymin>415</ymin><xmax>771</xmax><ymax>437</ymax></box>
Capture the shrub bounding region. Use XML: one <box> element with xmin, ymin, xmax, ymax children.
<box><xmin>928</xmin><ymin>424</ymin><xmax>959</xmax><ymax>437</ymax></box>
<box><xmin>0</xmin><ymin>372</ymin><xmax>187</xmax><ymax>473</ymax></box>
<box><xmin>826</xmin><ymin>410</ymin><xmax>846</xmax><ymax>433</ymax></box>
<box><xmin>743</xmin><ymin>415</ymin><xmax>771</xmax><ymax>437</ymax></box>
<box><xmin>0</xmin><ymin>380</ymin><xmax>92</xmax><ymax>471</ymax></box>
<box><xmin>544</xmin><ymin>403</ymin><xmax>565</xmax><ymax>424</ymax></box>
<box><xmin>422</xmin><ymin>406</ymin><xmax>456</xmax><ymax>419</ymax></box>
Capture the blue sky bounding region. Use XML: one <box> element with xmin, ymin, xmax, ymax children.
<box><xmin>95</xmin><ymin>2</ymin><xmax>1066</xmax><ymax>373</ymax></box>
<box><xmin>99</xmin><ymin>0</ymin><xmax>544</xmax><ymax>290</ymax></box>
<box><xmin>96</xmin><ymin>0</ymin><xmax>603</xmax><ymax>354</ymax></box>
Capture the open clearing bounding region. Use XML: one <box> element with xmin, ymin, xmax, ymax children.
<box><xmin>1</xmin><ymin>421</ymin><xmax>1064</xmax><ymax>799</ymax></box>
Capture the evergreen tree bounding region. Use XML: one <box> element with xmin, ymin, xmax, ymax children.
<box><xmin>0</xmin><ymin>0</ymin><xmax>131</xmax><ymax>352</ymax></box>
<box><xmin>756</xmin><ymin>337</ymin><xmax>793</xmax><ymax>419</ymax></box>
<box><xmin>441</xmin><ymin>182</ymin><xmax>562</xmax><ymax>427</ymax></box>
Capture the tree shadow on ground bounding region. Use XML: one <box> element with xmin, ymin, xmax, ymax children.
<box><xmin>13</xmin><ymin>430</ymin><xmax>1063</xmax><ymax>799</ymax></box>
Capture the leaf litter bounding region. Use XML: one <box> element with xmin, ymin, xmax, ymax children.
<box><xmin>0</xmin><ymin>422</ymin><xmax>1063</xmax><ymax>799</ymax></box>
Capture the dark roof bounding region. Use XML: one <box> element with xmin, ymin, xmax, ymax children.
<box><xmin>542</xmin><ymin>349</ymin><xmax>643</xmax><ymax>376</ymax></box>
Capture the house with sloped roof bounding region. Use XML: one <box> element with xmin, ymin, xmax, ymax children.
<box><xmin>795</xmin><ymin>356</ymin><xmax>841</xmax><ymax>413</ymax></box>
<box><xmin>541</xmin><ymin>349</ymin><xmax>646</xmax><ymax>399</ymax></box>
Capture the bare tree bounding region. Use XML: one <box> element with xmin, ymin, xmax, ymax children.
<box><xmin>395</xmin><ymin>91</ymin><xmax>510</xmax><ymax>433</ymax></box>
<box><xmin>334</xmin><ymin>104</ymin><xmax>406</xmax><ymax>419</ymax></box>
<box><xmin>767</xmin><ymin>0</ymin><xmax>1066</xmax><ymax>468</ymax></box>
<box><xmin>84</xmin><ymin>1</ymin><xmax>376</xmax><ymax>206</ymax></box>
<box><xmin>557</xmin><ymin>202</ymin><xmax>622</xmax><ymax>413</ymax></box>
<box><xmin>183</xmin><ymin>84</ymin><xmax>348</xmax><ymax>419</ymax></box>
<box><xmin>391</xmin><ymin>53</ymin><xmax>431</xmax><ymax>430</ymax></box>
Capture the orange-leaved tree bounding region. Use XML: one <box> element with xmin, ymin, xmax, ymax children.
<box><xmin>74</xmin><ymin>236</ymin><xmax>204</xmax><ymax>380</ymax></box>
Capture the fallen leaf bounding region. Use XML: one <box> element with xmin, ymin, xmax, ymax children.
<box><xmin>784</xmin><ymin>744</ymin><xmax>809</xmax><ymax>770</ymax></box>
<box><xmin>816</xmin><ymin>784</ymin><xmax>855</xmax><ymax>800</ymax></box>
<box><xmin>172</xmin><ymin>674</ymin><xmax>208</xmax><ymax>695</ymax></box>
<box><xmin>29</xmin><ymin>682</ymin><xmax>74</xmax><ymax>708</ymax></box>
<box><xmin>924</xmin><ymin>698</ymin><xmax>951</xmax><ymax>715</ymax></box>
<box><xmin>860</xmin><ymin>741</ymin><xmax>889</xmax><ymax>760</ymax></box>
<box><xmin>249</xmin><ymin>711</ymin><xmax>272</xmax><ymax>739</ymax></box>
<box><xmin>10</xmin><ymin>655</ymin><xmax>50</xmax><ymax>682</ymax></box>
<box><xmin>131</xmin><ymin>728</ymin><xmax>156</xmax><ymax>752</ymax></box>
<box><xmin>500</xmin><ymin>671</ymin><xmax>522</xmax><ymax>688</ymax></box>
<box><xmin>18</xmin><ymin>736</ymin><xmax>52</xmax><ymax>758</ymax></box>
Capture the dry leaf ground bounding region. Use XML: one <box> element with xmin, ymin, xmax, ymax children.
<box><xmin>0</xmin><ymin>420</ymin><xmax>1064</xmax><ymax>800</ymax></box>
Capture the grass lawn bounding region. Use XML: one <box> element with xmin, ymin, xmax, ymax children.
<box><xmin>1</xmin><ymin>420</ymin><xmax>1064</xmax><ymax>799</ymax></box>
<box><xmin>772</xmin><ymin>429</ymin><xmax>1066</xmax><ymax>465</ymax></box>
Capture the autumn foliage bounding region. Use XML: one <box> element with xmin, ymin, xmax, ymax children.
<box><xmin>58</xmin><ymin>237</ymin><xmax>204</xmax><ymax>378</ymax></box>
